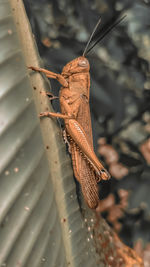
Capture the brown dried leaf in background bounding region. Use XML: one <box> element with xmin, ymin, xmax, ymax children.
<box><xmin>42</xmin><ymin>37</ymin><xmax>52</xmax><ymax>47</ymax></box>
<box><xmin>97</xmin><ymin>190</ymin><xmax>129</xmax><ymax>233</ymax></box>
<box><xmin>107</xmin><ymin>205</ymin><xmax>124</xmax><ymax>223</ymax></box>
<box><xmin>118</xmin><ymin>189</ymin><xmax>129</xmax><ymax>209</ymax></box>
<box><xmin>98</xmin><ymin>143</ymin><xmax>119</xmax><ymax>164</ymax></box>
<box><xmin>109</xmin><ymin>162</ymin><xmax>129</xmax><ymax>179</ymax></box>
<box><xmin>96</xmin><ymin>194</ymin><xmax>115</xmax><ymax>213</ymax></box>
<box><xmin>140</xmin><ymin>138</ymin><xmax>150</xmax><ymax>164</ymax></box>
<box><xmin>113</xmin><ymin>221</ymin><xmax>122</xmax><ymax>232</ymax></box>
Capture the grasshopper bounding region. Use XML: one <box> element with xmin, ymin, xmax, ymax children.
<box><xmin>29</xmin><ymin>17</ymin><xmax>125</xmax><ymax>209</ymax></box>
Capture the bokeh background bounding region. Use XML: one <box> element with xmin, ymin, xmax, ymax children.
<box><xmin>23</xmin><ymin>0</ymin><xmax>150</xmax><ymax>254</ymax></box>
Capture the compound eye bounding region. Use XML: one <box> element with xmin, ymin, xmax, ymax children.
<box><xmin>78</xmin><ymin>58</ymin><xmax>88</xmax><ymax>67</ymax></box>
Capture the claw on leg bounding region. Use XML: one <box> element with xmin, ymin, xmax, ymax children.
<box><xmin>40</xmin><ymin>91</ymin><xmax>59</xmax><ymax>100</ymax></box>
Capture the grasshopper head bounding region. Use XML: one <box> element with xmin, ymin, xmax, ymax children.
<box><xmin>62</xmin><ymin>56</ymin><xmax>90</xmax><ymax>76</ymax></box>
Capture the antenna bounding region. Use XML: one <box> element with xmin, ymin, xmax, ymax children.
<box><xmin>86</xmin><ymin>15</ymin><xmax>126</xmax><ymax>55</ymax></box>
<box><xmin>83</xmin><ymin>18</ymin><xmax>101</xmax><ymax>57</ymax></box>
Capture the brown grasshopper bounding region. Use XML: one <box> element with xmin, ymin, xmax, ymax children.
<box><xmin>29</xmin><ymin>17</ymin><xmax>125</xmax><ymax>209</ymax></box>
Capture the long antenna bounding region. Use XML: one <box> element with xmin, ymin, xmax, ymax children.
<box><xmin>86</xmin><ymin>15</ymin><xmax>126</xmax><ymax>55</ymax></box>
<box><xmin>83</xmin><ymin>18</ymin><xmax>101</xmax><ymax>57</ymax></box>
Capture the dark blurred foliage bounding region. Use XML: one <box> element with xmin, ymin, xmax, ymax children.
<box><xmin>23</xmin><ymin>0</ymin><xmax>150</xmax><ymax>251</ymax></box>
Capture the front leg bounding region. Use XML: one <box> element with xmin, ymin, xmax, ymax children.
<box><xmin>29</xmin><ymin>66</ymin><xmax>68</xmax><ymax>87</ymax></box>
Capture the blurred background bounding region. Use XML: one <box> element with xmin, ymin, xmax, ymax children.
<box><xmin>23</xmin><ymin>0</ymin><xmax>150</xmax><ymax>254</ymax></box>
